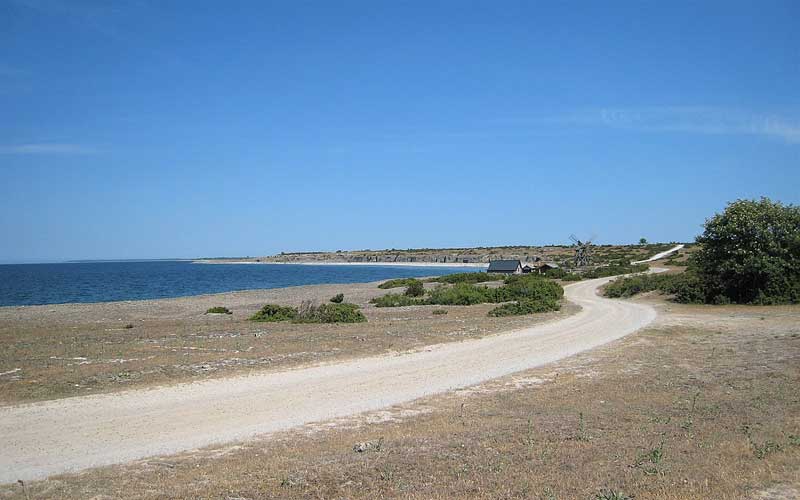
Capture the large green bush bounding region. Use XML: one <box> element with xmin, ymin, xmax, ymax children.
<box><xmin>250</xmin><ymin>304</ymin><xmax>298</xmax><ymax>322</ymax></box>
<box><xmin>430</xmin><ymin>272</ymin><xmax>505</xmax><ymax>284</ymax></box>
<box><xmin>693</xmin><ymin>198</ymin><xmax>800</xmax><ymax>304</ymax></box>
<box><xmin>426</xmin><ymin>283</ymin><xmax>491</xmax><ymax>305</ymax></box>
<box><xmin>486</xmin><ymin>275</ymin><xmax>564</xmax><ymax>315</ymax></box>
<box><xmin>250</xmin><ymin>302</ymin><xmax>366</xmax><ymax>323</ymax></box>
<box><xmin>404</xmin><ymin>279</ymin><xmax>425</xmax><ymax>297</ymax></box>
<box><xmin>308</xmin><ymin>303</ymin><xmax>366</xmax><ymax>323</ymax></box>
<box><xmin>488</xmin><ymin>298</ymin><xmax>561</xmax><ymax>316</ymax></box>
<box><xmin>603</xmin><ymin>273</ymin><xmax>703</xmax><ymax>303</ymax></box>
<box><xmin>497</xmin><ymin>275</ymin><xmax>564</xmax><ymax>303</ymax></box>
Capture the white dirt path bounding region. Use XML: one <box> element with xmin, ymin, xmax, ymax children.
<box><xmin>0</xmin><ymin>274</ymin><xmax>657</xmax><ymax>483</ymax></box>
<box><xmin>632</xmin><ymin>244</ymin><xmax>685</xmax><ymax>264</ymax></box>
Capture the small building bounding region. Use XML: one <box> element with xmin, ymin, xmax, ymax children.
<box><xmin>487</xmin><ymin>260</ymin><xmax>523</xmax><ymax>274</ymax></box>
<box><xmin>522</xmin><ymin>264</ymin><xmax>536</xmax><ymax>274</ymax></box>
<box><xmin>536</xmin><ymin>262</ymin><xmax>560</xmax><ymax>274</ymax></box>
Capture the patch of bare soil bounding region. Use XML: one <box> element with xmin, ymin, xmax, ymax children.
<box><xmin>2</xmin><ymin>299</ymin><xmax>797</xmax><ymax>499</ymax></box>
<box><xmin>0</xmin><ymin>280</ymin><xmax>577</xmax><ymax>405</ymax></box>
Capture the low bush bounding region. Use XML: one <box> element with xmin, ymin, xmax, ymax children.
<box><xmin>432</xmin><ymin>309</ymin><xmax>448</xmax><ymax>315</ymax></box>
<box><xmin>603</xmin><ymin>272</ymin><xmax>706</xmax><ymax>304</ymax></box>
<box><xmin>371</xmin><ymin>293</ymin><xmax>422</xmax><ymax>307</ymax></box>
<box><xmin>250</xmin><ymin>304</ymin><xmax>298</xmax><ymax>322</ymax></box>
<box><xmin>308</xmin><ymin>303</ymin><xmax>366</xmax><ymax>323</ymax></box>
<box><xmin>252</xmin><ymin>301</ymin><xmax>367</xmax><ymax>323</ymax></box>
<box><xmin>206</xmin><ymin>306</ymin><xmax>232</xmax><ymax>315</ymax></box>
<box><xmin>404</xmin><ymin>279</ymin><xmax>425</xmax><ymax>297</ymax></box>
<box><xmin>373</xmin><ymin>274</ymin><xmax>565</xmax><ymax>316</ymax></box>
<box><xmin>488</xmin><ymin>297</ymin><xmax>561</xmax><ymax>316</ymax></box>
<box><xmin>541</xmin><ymin>268</ymin><xmax>583</xmax><ymax>281</ymax></box>
<box><xmin>426</xmin><ymin>283</ymin><xmax>491</xmax><ymax>305</ymax></box>
<box><xmin>378</xmin><ymin>278</ymin><xmax>419</xmax><ymax>289</ymax></box>
<box><xmin>430</xmin><ymin>272</ymin><xmax>505</xmax><ymax>284</ymax></box>
<box><xmin>329</xmin><ymin>293</ymin><xmax>344</xmax><ymax>303</ymax></box>
<box><xmin>583</xmin><ymin>263</ymin><xmax>648</xmax><ymax>279</ymax></box>
<box><xmin>495</xmin><ymin>275</ymin><xmax>564</xmax><ymax>303</ymax></box>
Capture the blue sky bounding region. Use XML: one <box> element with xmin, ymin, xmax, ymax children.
<box><xmin>1</xmin><ymin>0</ymin><xmax>799</xmax><ymax>262</ymax></box>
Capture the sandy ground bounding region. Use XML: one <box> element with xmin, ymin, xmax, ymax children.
<box><xmin>0</xmin><ymin>275</ymin><xmax>655</xmax><ymax>484</ymax></box>
<box><xmin>0</xmin><ymin>279</ymin><xmax>575</xmax><ymax>404</ymax></box>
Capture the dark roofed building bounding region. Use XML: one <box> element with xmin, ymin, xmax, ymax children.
<box><xmin>535</xmin><ymin>262</ymin><xmax>560</xmax><ymax>274</ymax></box>
<box><xmin>487</xmin><ymin>260</ymin><xmax>523</xmax><ymax>274</ymax></box>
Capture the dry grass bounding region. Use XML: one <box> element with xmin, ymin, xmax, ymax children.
<box><xmin>0</xmin><ymin>279</ymin><xmax>577</xmax><ymax>405</ymax></box>
<box><xmin>2</xmin><ymin>299</ymin><xmax>797</xmax><ymax>499</ymax></box>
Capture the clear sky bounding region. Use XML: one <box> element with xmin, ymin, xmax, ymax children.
<box><xmin>1</xmin><ymin>0</ymin><xmax>798</xmax><ymax>262</ymax></box>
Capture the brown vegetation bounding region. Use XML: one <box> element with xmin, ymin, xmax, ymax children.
<box><xmin>0</xmin><ymin>280</ymin><xmax>575</xmax><ymax>405</ymax></box>
<box><xmin>2</xmin><ymin>297</ymin><xmax>797</xmax><ymax>499</ymax></box>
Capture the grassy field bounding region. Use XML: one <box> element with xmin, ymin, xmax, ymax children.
<box><xmin>3</xmin><ymin>296</ymin><xmax>797</xmax><ymax>499</ymax></box>
<box><xmin>0</xmin><ymin>279</ymin><xmax>576</xmax><ymax>405</ymax></box>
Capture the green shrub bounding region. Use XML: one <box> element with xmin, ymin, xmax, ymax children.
<box><xmin>404</xmin><ymin>279</ymin><xmax>425</xmax><ymax>297</ymax></box>
<box><xmin>250</xmin><ymin>304</ymin><xmax>298</xmax><ymax>322</ymax></box>
<box><xmin>603</xmin><ymin>272</ymin><xmax>706</xmax><ymax>304</ymax></box>
<box><xmin>670</xmin><ymin>273</ymin><xmax>707</xmax><ymax>304</ymax></box>
<box><xmin>430</xmin><ymin>272</ymin><xmax>505</xmax><ymax>284</ymax></box>
<box><xmin>583</xmin><ymin>263</ymin><xmax>648</xmax><ymax>279</ymax></box>
<box><xmin>283</xmin><ymin>301</ymin><xmax>368</xmax><ymax>323</ymax></box>
<box><xmin>496</xmin><ymin>275</ymin><xmax>564</xmax><ymax>303</ymax></box>
<box><xmin>693</xmin><ymin>197</ymin><xmax>800</xmax><ymax>304</ymax></box>
<box><xmin>432</xmin><ymin>309</ymin><xmax>448</xmax><ymax>315</ymax></box>
<box><xmin>541</xmin><ymin>268</ymin><xmax>582</xmax><ymax>281</ymax></box>
<box><xmin>206</xmin><ymin>306</ymin><xmax>232</xmax><ymax>315</ymax></box>
<box><xmin>329</xmin><ymin>293</ymin><xmax>344</xmax><ymax>303</ymax></box>
<box><xmin>309</xmin><ymin>303</ymin><xmax>366</xmax><ymax>323</ymax></box>
<box><xmin>488</xmin><ymin>298</ymin><xmax>561</xmax><ymax>316</ymax></box>
<box><xmin>371</xmin><ymin>293</ymin><xmax>422</xmax><ymax>307</ymax></box>
<box><xmin>378</xmin><ymin>278</ymin><xmax>419</xmax><ymax>289</ymax></box>
<box><xmin>426</xmin><ymin>283</ymin><xmax>491</xmax><ymax>305</ymax></box>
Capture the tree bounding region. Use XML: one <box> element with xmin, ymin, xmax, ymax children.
<box><xmin>692</xmin><ymin>197</ymin><xmax>800</xmax><ymax>304</ymax></box>
<box><xmin>639</xmin><ymin>238</ymin><xmax>648</xmax><ymax>245</ymax></box>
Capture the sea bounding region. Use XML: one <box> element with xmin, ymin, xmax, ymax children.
<box><xmin>0</xmin><ymin>260</ymin><xmax>479</xmax><ymax>307</ymax></box>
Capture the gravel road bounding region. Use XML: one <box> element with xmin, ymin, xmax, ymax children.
<box><xmin>0</xmin><ymin>274</ymin><xmax>657</xmax><ymax>483</ymax></box>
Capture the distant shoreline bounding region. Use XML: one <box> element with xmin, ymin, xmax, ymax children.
<box><xmin>193</xmin><ymin>260</ymin><xmax>489</xmax><ymax>268</ymax></box>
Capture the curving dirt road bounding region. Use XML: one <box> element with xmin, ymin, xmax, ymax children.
<box><xmin>0</xmin><ymin>274</ymin><xmax>657</xmax><ymax>483</ymax></box>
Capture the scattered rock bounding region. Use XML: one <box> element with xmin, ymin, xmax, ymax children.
<box><xmin>353</xmin><ymin>437</ymin><xmax>383</xmax><ymax>453</ymax></box>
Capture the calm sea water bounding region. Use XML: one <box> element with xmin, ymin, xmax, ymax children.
<box><xmin>0</xmin><ymin>260</ymin><xmax>478</xmax><ymax>307</ymax></box>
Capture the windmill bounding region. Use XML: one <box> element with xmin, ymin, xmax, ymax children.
<box><xmin>570</xmin><ymin>234</ymin><xmax>595</xmax><ymax>267</ymax></box>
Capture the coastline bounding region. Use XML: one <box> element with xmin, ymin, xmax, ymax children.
<box><xmin>0</xmin><ymin>276</ymin><xmax>577</xmax><ymax>406</ymax></box>
<box><xmin>194</xmin><ymin>260</ymin><xmax>489</xmax><ymax>268</ymax></box>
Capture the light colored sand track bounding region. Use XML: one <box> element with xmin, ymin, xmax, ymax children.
<box><xmin>0</xmin><ymin>274</ymin><xmax>657</xmax><ymax>483</ymax></box>
<box><xmin>632</xmin><ymin>244</ymin><xmax>685</xmax><ymax>264</ymax></box>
